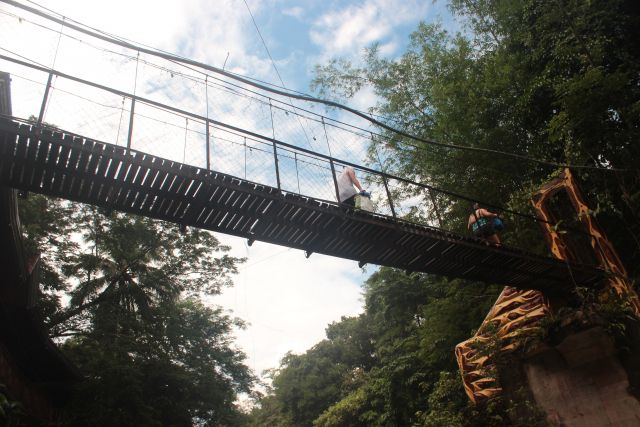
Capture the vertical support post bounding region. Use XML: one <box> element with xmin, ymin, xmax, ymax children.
<box><xmin>294</xmin><ymin>152</ymin><xmax>301</xmax><ymax>194</ymax></box>
<box><xmin>182</xmin><ymin>117</ymin><xmax>188</xmax><ymax>163</ymax></box>
<box><xmin>272</xmin><ymin>139</ymin><xmax>281</xmax><ymax>190</ymax></box>
<box><xmin>243</xmin><ymin>137</ymin><xmax>247</xmax><ymax>179</ymax></box>
<box><xmin>127</xmin><ymin>51</ymin><xmax>140</xmax><ymax>156</ymax></box>
<box><xmin>36</xmin><ymin>72</ymin><xmax>54</xmax><ymax>129</ymax></box>
<box><xmin>126</xmin><ymin>98</ymin><xmax>135</xmax><ymax>154</ymax></box>
<box><xmin>0</xmin><ymin>72</ymin><xmax>12</xmax><ymax>117</ymax></box>
<box><xmin>269</xmin><ymin>99</ymin><xmax>281</xmax><ymax>190</ymax></box>
<box><xmin>205</xmin><ymin>120</ymin><xmax>211</xmax><ymax>170</ymax></box>
<box><xmin>329</xmin><ymin>159</ymin><xmax>340</xmax><ymax>203</ymax></box>
<box><xmin>205</xmin><ymin>76</ymin><xmax>211</xmax><ymax>170</ymax></box>
<box><xmin>371</xmin><ymin>133</ymin><xmax>396</xmax><ymax>218</ymax></box>
<box><xmin>381</xmin><ymin>175</ymin><xmax>396</xmax><ymax>218</ymax></box>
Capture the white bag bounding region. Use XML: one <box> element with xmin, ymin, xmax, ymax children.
<box><xmin>355</xmin><ymin>194</ymin><xmax>374</xmax><ymax>212</ymax></box>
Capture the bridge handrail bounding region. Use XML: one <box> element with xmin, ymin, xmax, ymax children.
<box><xmin>0</xmin><ymin>53</ymin><xmax>573</xmax><ymax>232</ymax></box>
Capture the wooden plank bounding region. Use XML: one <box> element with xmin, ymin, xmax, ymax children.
<box><xmin>93</xmin><ymin>143</ymin><xmax>116</xmax><ymax>203</ymax></box>
<box><xmin>69</xmin><ymin>137</ymin><xmax>92</xmax><ymax>197</ymax></box>
<box><xmin>10</xmin><ymin>127</ymin><xmax>30</xmax><ymax>185</ymax></box>
<box><xmin>0</xmin><ymin>119</ymin><xmax>607</xmax><ymax>292</ymax></box>
<box><xmin>31</xmin><ymin>137</ymin><xmax>51</xmax><ymax>190</ymax></box>
<box><xmin>49</xmin><ymin>135</ymin><xmax>71</xmax><ymax>194</ymax></box>
<box><xmin>60</xmin><ymin>135</ymin><xmax>81</xmax><ymax>196</ymax></box>
<box><xmin>23</xmin><ymin>131</ymin><xmax>41</xmax><ymax>188</ymax></box>
<box><xmin>136</xmin><ymin>156</ymin><xmax>164</xmax><ymax>212</ymax></box>
<box><xmin>79</xmin><ymin>141</ymin><xmax>105</xmax><ymax>200</ymax></box>
<box><xmin>39</xmin><ymin>132</ymin><xmax>62</xmax><ymax>194</ymax></box>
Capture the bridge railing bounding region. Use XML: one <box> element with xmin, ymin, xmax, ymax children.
<box><xmin>2</xmin><ymin>54</ymin><xmax>582</xmax><ymax>254</ymax></box>
<box><xmin>0</xmin><ymin>3</ymin><xmax>597</xmax><ymax>260</ymax></box>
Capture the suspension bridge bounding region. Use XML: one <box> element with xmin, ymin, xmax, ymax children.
<box><xmin>0</xmin><ymin>1</ymin><xmax>608</xmax><ymax>295</ymax></box>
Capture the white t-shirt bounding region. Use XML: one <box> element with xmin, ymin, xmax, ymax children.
<box><xmin>336</xmin><ymin>167</ymin><xmax>357</xmax><ymax>201</ymax></box>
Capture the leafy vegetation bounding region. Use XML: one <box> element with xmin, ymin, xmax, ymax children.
<box><xmin>15</xmin><ymin>1</ymin><xmax>640</xmax><ymax>425</ymax></box>
<box><xmin>20</xmin><ymin>198</ymin><xmax>254</xmax><ymax>426</ymax></box>
<box><xmin>248</xmin><ymin>0</ymin><xmax>640</xmax><ymax>425</ymax></box>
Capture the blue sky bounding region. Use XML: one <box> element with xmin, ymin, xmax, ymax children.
<box><xmin>2</xmin><ymin>0</ymin><xmax>462</xmax><ymax>392</ymax></box>
<box><xmin>167</xmin><ymin>0</ymin><xmax>459</xmax><ymax>94</ymax></box>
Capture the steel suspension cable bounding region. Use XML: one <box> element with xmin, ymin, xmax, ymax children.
<box><xmin>3</xmin><ymin>0</ymin><xmax>632</xmax><ymax>173</ymax></box>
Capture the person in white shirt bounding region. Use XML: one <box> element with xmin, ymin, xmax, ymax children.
<box><xmin>336</xmin><ymin>166</ymin><xmax>365</xmax><ymax>206</ymax></box>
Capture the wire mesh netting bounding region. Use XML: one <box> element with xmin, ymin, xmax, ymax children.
<box><xmin>0</xmin><ymin>3</ymin><xmax>571</xmax><ymax>257</ymax></box>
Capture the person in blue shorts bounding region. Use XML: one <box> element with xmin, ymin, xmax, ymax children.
<box><xmin>468</xmin><ymin>202</ymin><xmax>502</xmax><ymax>245</ymax></box>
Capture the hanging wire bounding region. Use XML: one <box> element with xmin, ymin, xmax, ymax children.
<box><xmin>321</xmin><ymin>117</ymin><xmax>333</xmax><ymax>159</ymax></box>
<box><xmin>50</xmin><ymin>15</ymin><xmax>64</xmax><ymax>69</ymax></box>
<box><xmin>240</xmin><ymin>0</ymin><xmax>316</xmax><ymax>152</ymax></box>
<box><xmin>268</xmin><ymin>98</ymin><xmax>276</xmax><ymax>140</ymax></box>
<box><xmin>9</xmin><ymin>0</ymin><xmax>630</xmax><ymax>172</ymax></box>
<box><xmin>0</xmin><ymin>18</ymin><xmax>608</xmax><ymax>236</ymax></box>
<box><xmin>132</xmin><ymin>51</ymin><xmax>140</xmax><ymax>95</ymax></box>
<box><xmin>115</xmin><ymin>95</ymin><xmax>125</xmax><ymax>146</ymax></box>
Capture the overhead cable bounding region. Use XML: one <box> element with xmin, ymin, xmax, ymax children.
<box><xmin>3</xmin><ymin>0</ymin><xmax>633</xmax><ymax>172</ymax></box>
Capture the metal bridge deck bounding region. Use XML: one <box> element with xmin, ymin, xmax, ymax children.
<box><xmin>0</xmin><ymin>119</ymin><xmax>606</xmax><ymax>294</ymax></box>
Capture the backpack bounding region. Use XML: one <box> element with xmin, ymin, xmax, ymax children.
<box><xmin>471</xmin><ymin>209</ymin><xmax>496</xmax><ymax>237</ymax></box>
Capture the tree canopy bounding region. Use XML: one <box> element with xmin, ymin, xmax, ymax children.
<box><xmin>20</xmin><ymin>197</ymin><xmax>254</xmax><ymax>426</ymax></box>
<box><xmin>248</xmin><ymin>0</ymin><xmax>640</xmax><ymax>425</ymax></box>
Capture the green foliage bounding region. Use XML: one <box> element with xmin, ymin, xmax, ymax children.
<box><xmin>0</xmin><ymin>387</ymin><xmax>26</xmax><ymax>427</ymax></box>
<box><xmin>252</xmin><ymin>0</ymin><xmax>640</xmax><ymax>425</ymax></box>
<box><xmin>18</xmin><ymin>195</ymin><xmax>77</xmax><ymax>324</ymax></box>
<box><xmin>418</xmin><ymin>371</ymin><xmax>466</xmax><ymax>427</ymax></box>
<box><xmin>249</xmin><ymin>271</ymin><xmax>501</xmax><ymax>425</ymax></box>
<box><xmin>62</xmin><ymin>298</ymin><xmax>252</xmax><ymax>426</ymax></box>
<box><xmin>20</xmin><ymin>197</ymin><xmax>253</xmax><ymax>426</ymax></box>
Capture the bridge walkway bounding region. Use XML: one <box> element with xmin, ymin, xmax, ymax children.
<box><xmin>0</xmin><ymin>119</ymin><xmax>606</xmax><ymax>295</ymax></box>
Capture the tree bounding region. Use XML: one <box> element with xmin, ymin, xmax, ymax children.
<box><xmin>253</xmin><ymin>0</ymin><xmax>640</xmax><ymax>425</ymax></box>
<box><xmin>20</xmin><ymin>196</ymin><xmax>254</xmax><ymax>426</ymax></box>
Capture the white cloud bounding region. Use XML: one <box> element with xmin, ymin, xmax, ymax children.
<box><xmin>212</xmin><ymin>235</ymin><xmax>368</xmax><ymax>379</ymax></box>
<box><xmin>1</xmin><ymin>0</ymin><xmax>377</xmax><ymax>388</ymax></box>
<box><xmin>309</xmin><ymin>0</ymin><xmax>429</xmax><ymax>62</ymax></box>
<box><xmin>282</xmin><ymin>6</ymin><xmax>305</xmax><ymax>19</ymax></box>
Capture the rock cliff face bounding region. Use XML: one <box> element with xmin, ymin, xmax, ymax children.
<box><xmin>524</xmin><ymin>326</ymin><xmax>640</xmax><ymax>427</ymax></box>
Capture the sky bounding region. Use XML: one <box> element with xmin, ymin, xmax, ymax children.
<box><xmin>0</xmin><ymin>0</ymin><xmax>460</xmax><ymax>386</ymax></box>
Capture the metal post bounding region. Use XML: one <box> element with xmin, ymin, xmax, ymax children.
<box><xmin>294</xmin><ymin>152</ymin><xmax>301</xmax><ymax>194</ymax></box>
<box><xmin>269</xmin><ymin>99</ymin><xmax>281</xmax><ymax>190</ymax></box>
<box><xmin>182</xmin><ymin>117</ymin><xmax>188</xmax><ymax>163</ymax></box>
<box><xmin>126</xmin><ymin>98</ymin><xmax>135</xmax><ymax>154</ymax></box>
<box><xmin>382</xmin><ymin>175</ymin><xmax>396</xmax><ymax>218</ymax></box>
<box><xmin>272</xmin><ymin>139</ymin><xmax>281</xmax><ymax>190</ymax></box>
<box><xmin>126</xmin><ymin>51</ymin><xmax>140</xmax><ymax>155</ymax></box>
<box><xmin>36</xmin><ymin>72</ymin><xmax>54</xmax><ymax>129</ymax></box>
<box><xmin>205</xmin><ymin>76</ymin><xmax>211</xmax><ymax>170</ymax></box>
<box><xmin>329</xmin><ymin>159</ymin><xmax>340</xmax><ymax>203</ymax></box>
<box><xmin>205</xmin><ymin>120</ymin><xmax>211</xmax><ymax>170</ymax></box>
<box><xmin>0</xmin><ymin>72</ymin><xmax>12</xmax><ymax>117</ymax></box>
<box><xmin>371</xmin><ymin>133</ymin><xmax>396</xmax><ymax>218</ymax></box>
<box><xmin>243</xmin><ymin>137</ymin><xmax>247</xmax><ymax>179</ymax></box>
